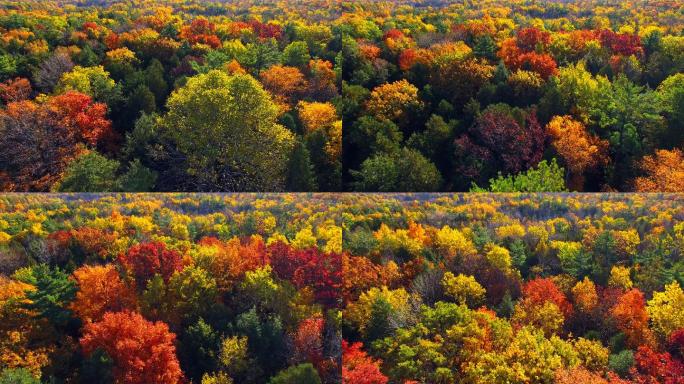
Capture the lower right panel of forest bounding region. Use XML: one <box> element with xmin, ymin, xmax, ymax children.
<box><xmin>342</xmin><ymin>193</ymin><xmax>684</xmax><ymax>384</ymax></box>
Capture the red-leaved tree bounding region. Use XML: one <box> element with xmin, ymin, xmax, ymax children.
<box><xmin>454</xmin><ymin>107</ymin><xmax>546</xmax><ymax>183</ymax></box>
<box><xmin>80</xmin><ymin>311</ymin><xmax>183</xmax><ymax>384</ymax></box>
<box><xmin>516</xmin><ymin>27</ymin><xmax>551</xmax><ymax>52</ymax></box>
<box><xmin>118</xmin><ymin>242</ymin><xmax>184</xmax><ymax>285</ymax></box>
<box><xmin>268</xmin><ymin>242</ymin><xmax>342</xmax><ymax>308</ymax></box>
<box><xmin>342</xmin><ymin>340</ymin><xmax>388</xmax><ymax>384</ymax></box>
<box><xmin>670</xmin><ymin>328</ymin><xmax>684</xmax><ymax>358</ymax></box>
<box><xmin>610</xmin><ymin>289</ymin><xmax>654</xmax><ymax>348</ymax></box>
<box><xmin>0</xmin><ymin>91</ymin><xmax>112</xmax><ymax>191</ymax></box>
<box><xmin>0</xmin><ymin>77</ymin><xmax>32</xmax><ymax>103</ymax></box>
<box><xmin>598</xmin><ymin>30</ymin><xmax>643</xmax><ymax>57</ymax></box>
<box><xmin>293</xmin><ymin>315</ymin><xmax>324</xmax><ymax>368</ymax></box>
<box><xmin>522</xmin><ymin>277</ymin><xmax>573</xmax><ymax>318</ymax></box>
<box><xmin>631</xmin><ymin>345</ymin><xmax>684</xmax><ymax>384</ymax></box>
<box><xmin>179</xmin><ymin>18</ymin><xmax>221</xmax><ymax>48</ymax></box>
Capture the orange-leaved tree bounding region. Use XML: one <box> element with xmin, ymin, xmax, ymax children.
<box><xmin>70</xmin><ymin>264</ymin><xmax>137</xmax><ymax>323</ymax></box>
<box><xmin>80</xmin><ymin>311</ymin><xmax>182</xmax><ymax>384</ymax></box>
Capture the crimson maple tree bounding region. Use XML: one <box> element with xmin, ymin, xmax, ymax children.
<box><xmin>118</xmin><ymin>242</ymin><xmax>184</xmax><ymax>285</ymax></box>
<box><xmin>342</xmin><ymin>340</ymin><xmax>388</xmax><ymax>384</ymax></box>
<box><xmin>80</xmin><ymin>311</ymin><xmax>183</xmax><ymax>384</ymax></box>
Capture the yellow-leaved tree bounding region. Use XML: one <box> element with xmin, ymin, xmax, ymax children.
<box><xmin>161</xmin><ymin>70</ymin><xmax>294</xmax><ymax>191</ymax></box>
<box><xmin>647</xmin><ymin>282</ymin><xmax>684</xmax><ymax>341</ymax></box>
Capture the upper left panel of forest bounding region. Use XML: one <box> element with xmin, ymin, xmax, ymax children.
<box><xmin>0</xmin><ymin>0</ymin><xmax>343</xmax><ymax>192</ymax></box>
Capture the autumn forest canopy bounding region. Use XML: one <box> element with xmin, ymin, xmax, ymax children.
<box><xmin>0</xmin><ymin>193</ymin><xmax>344</xmax><ymax>384</ymax></box>
<box><xmin>0</xmin><ymin>0</ymin><xmax>342</xmax><ymax>192</ymax></box>
<box><xmin>343</xmin><ymin>0</ymin><xmax>684</xmax><ymax>192</ymax></box>
<box><xmin>0</xmin><ymin>193</ymin><xmax>683</xmax><ymax>384</ymax></box>
<box><xmin>2</xmin><ymin>0</ymin><xmax>684</xmax><ymax>383</ymax></box>
<box><xmin>0</xmin><ymin>0</ymin><xmax>681</xmax><ymax>191</ymax></box>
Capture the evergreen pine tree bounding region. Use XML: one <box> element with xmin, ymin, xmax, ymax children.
<box><xmin>287</xmin><ymin>140</ymin><xmax>318</xmax><ymax>191</ymax></box>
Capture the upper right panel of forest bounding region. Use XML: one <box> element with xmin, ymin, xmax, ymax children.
<box><xmin>341</xmin><ymin>0</ymin><xmax>684</xmax><ymax>192</ymax></box>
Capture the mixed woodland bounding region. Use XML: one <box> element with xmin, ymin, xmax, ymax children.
<box><xmin>0</xmin><ymin>193</ymin><xmax>684</xmax><ymax>383</ymax></box>
<box><xmin>1</xmin><ymin>0</ymin><xmax>684</xmax><ymax>382</ymax></box>
<box><xmin>343</xmin><ymin>0</ymin><xmax>684</xmax><ymax>192</ymax></box>
<box><xmin>2</xmin><ymin>0</ymin><xmax>684</xmax><ymax>192</ymax></box>
<box><xmin>0</xmin><ymin>193</ymin><xmax>342</xmax><ymax>383</ymax></box>
<box><xmin>342</xmin><ymin>193</ymin><xmax>684</xmax><ymax>383</ymax></box>
<box><xmin>0</xmin><ymin>0</ymin><xmax>342</xmax><ymax>192</ymax></box>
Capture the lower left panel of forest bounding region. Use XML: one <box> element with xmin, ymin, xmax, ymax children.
<box><xmin>0</xmin><ymin>193</ymin><xmax>343</xmax><ymax>384</ymax></box>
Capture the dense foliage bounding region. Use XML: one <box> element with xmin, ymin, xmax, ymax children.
<box><xmin>342</xmin><ymin>193</ymin><xmax>684</xmax><ymax>383</ymax></box>
<box><xmin>2</xmin><ymin>0</ymin><xmax>684</xmax><ymax>192</ymax></box>
<box><xmin>1</xmin><ymin>193</ymin><xmax>684</xmax><ymax>383</ymax></box>
<box><xmin>343</xmin><ymin>0</ymin><xmax>684</xmax><ymax>192</ymax></box>
<box><xmin>0</xmin><ymin>0</ymin><xmax>342</xmax><ymax>192</ymax></box>
<box><xmin>0</xmin><ymin>193</ymin><xmax>342</xmax><ymax>383</ymax></box>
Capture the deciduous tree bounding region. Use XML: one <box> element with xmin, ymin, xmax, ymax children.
<box><xmin>70</xmin><ymin>264</ymin><xmax>136</xmax><ymax>323</ymax></box>
<box><xmin>634</xmin><ymin>149</ymin><xmax>684</xmax><ymax>192</ymax></box>
<box><xmin>0</xmin><ymin>91</ymin><xmax>112</xmax><ymax>191</ymax></box>
<box><xmin>260</xmin><ymin>65</ymin><xmax>307</xmax><ymax>107</ymax></box>
<box><xmin>365</xmin><ymin>80</ymin><xmax>421</xmax><ymax>123</ymax></box>
<box><xmin>455</xmin><ymin>105</ymin><xmax>546</xmax><ymax>184</ymax></box>
<box><xmin>0</xmin><ymin>78</ymin><xmax>31</xmax><ymax>103</ymax></box>
<box><xmin>546</xmin><ymin>115</ymin><xmax>609</xmax><ymax>190</ymax></box>
<box><xmin>610</xmin><ymin>289</ymin><xmax>654</xmax><ymax>348</ymax></box>
<box><xmin>298</xmin><ymin>101</ymin><xmax>337</xmax><ymax>134</ymax></box>
<box><xmin>80</xmin><ymin>311</ymin><xmax>182</xmax><ymax>384</ymax></box>
<box><xmin>342</xmin><ymin>341</ymin><xmax>388</xmax><ymax>384</ymax></box>
<box><xmin>442</xmin><ymin>272</ymin><xmax>486</xmax><ymax>308</ymax></box>
<box><xmin>646</xmin><ymin>282</ymin><xmax>684</xmax><ymax>341</ymax></box>
<box><xmin>118</xmin><ymin>241</ymin><xmax>183</xmax><ymax>286</ymax></box>
<box><xmin>161</xmin><ymin>70</ymin><xmax>294</xmax><ymax>191</ymax></box>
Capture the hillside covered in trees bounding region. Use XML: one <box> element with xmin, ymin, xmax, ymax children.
<box><xmin>0</xmin><ymin>0</ymin><xmax>342</xmax><ymax>192</ymax></box>
<box><xmin>343</xmin><ymin>0</ymin><xmax>684</xmax><ymax>192</ymax></box>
